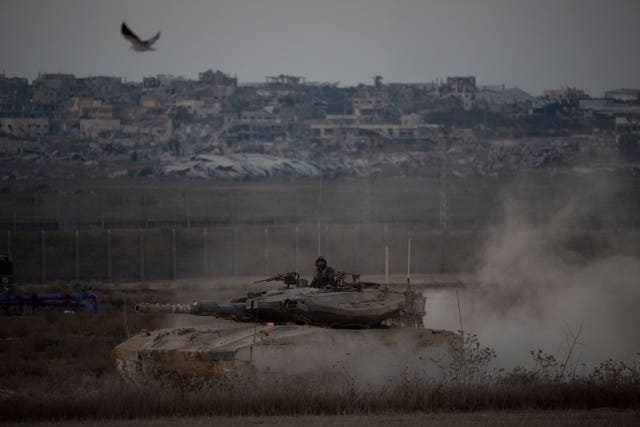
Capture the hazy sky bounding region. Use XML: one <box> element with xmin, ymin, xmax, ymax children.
<box><xmin>1</xmin><ymin>0</ymin><xmax>639</xmax><ymax>96</ymax></box>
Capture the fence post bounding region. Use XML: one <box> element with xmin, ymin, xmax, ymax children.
<box><xmin>7</xmin><ymin>230</ymin><xmax>12</xmax><ymax>258</ymax></box>
<box><xmin>171</xmin><ymin>228</ymin><xmax>176</xmax><ymax>280</ymax></box>
<box><xmin>160</xmin><ymin>197</ymin><xmax>166</xmax><ymax>227</ymax></box>
<box><xmin>383</xmin><ymin>225</ymin><xmax>389</xmax><ymax>276</ymax></box>
<box><xmin>264</xmin><ymin>227</ymin><xmax>269</xmax><ymax>275</ymax></box>
<box><xmin>316</xmin><ymin>210</ymin><xmax>321</xmax><ymax>256</ymax></box>
<box><xmin>324</xmin><ymin>225</ymin><xmax>329</xmax><ymax>259</ymax></box>
<box><xmin>203</xmin><ymin>227</ymin><xmax>208</xmax><ymax>277</ymax></box>
<box><xmin>229</xmin><ymin>192</ymin><xmax>235</xmax><ymax>226</ymax></box>
<box><xmin>107</xmin><ymin>230</ymin><xmax>112</xmax><ymax>283</ymax></box>
<box><xmin>354</xmin><ymin>225</ymin><xmax>359</xmax><ymax>273</ymax></box>
<box><xmin>75</xmin><ymin>230</ymin><xmax>80</xmax><ymax>281</ymax></box>
<box><xmin>56</xmin><ymin>191</ymin><xmax>60</xmax><ymax>223</ymax></box>
<box><xmin>233</xmin><ymin>227</ymin><xmax>238</xmax><ymax>276</ymax></box>
<box><xmin>139</xmin><ymin>229</ymin><xmax>145</xmax><ymax>282</ymax></box>
<box><xmin>100</xmin><ymin>195</ymin><xmax>105</xmax><ymax>230</ymax></box>
<box><xmin>11</xmin><ymin>192</ymin><xmax>16</xmax><ymax>232</ymax></box>
<box><xmin>41</xmin><ymin>230</ymin><xmax>46</xmax><ymax>284</ymax></box>
<box><xmin>441</xmin><ymin>232</ymin><xmax>448</xmax><ymax>273</ymax></box>
<box><xmin>142</xmin><ymin>193</ymin><xmax>147</xmax><ymax>228</ymax></box>
<box><xmin>271</xmin><ymin>194</ymin><xmax>276</xmax><ymax>226</ymax></box>
<box><xmin>473</xmin><ymin>189</ymin><xmax>479</xmax><ymax>230</ymax></box>
<box><xmin>385</xmin><ymin>245</ymin><xmax>389</xmax><ymax>286</ymax></box>
<box><xmin>470</xmin><ymin>218</ymin><xmax>477</xmax><ymax>267</ymax></box>
<box><xmin>185</xmin><ymin>193</ymin><xmax>191</xmax><ymax>229</ymax></box>
<box><xmin>121</xmin><ymin>193</ymin><xmax>126</xmax><ymax>227</ymax></box>
<box><xmin>411</xmin><ymin>227</ymin><xmax>416</xmax><ymax>275</ymax></box>
<box><xmin>407</xmin><ymin>237</ymin><xmax>412</xmax><ymax>281</ymax></box>
<box><xmin>294</xmin><ymin>226</ymin><xmax>299</xmax><ymax>272</ymax></box>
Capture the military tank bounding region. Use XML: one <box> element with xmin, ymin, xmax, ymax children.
<box><xmin>113</xmin><ymin>272</ymin><xmax>460</xmax><ymax>387</ymax></box>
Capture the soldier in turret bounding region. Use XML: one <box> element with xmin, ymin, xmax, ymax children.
<box><xmin>311</xmin><ymin>256</ymin><xmax>335</xmax><ymax>288</ymax></box>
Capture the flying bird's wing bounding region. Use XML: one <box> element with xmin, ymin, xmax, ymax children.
<box><xmin>121</xmin><ymin>22</ymin><xmax>146</xmax><ymax>50</ymax></box>
<box><xmin>144</xmin><ymin>31</ymin><xmax>161</xmax><ymax>48</ymax></box>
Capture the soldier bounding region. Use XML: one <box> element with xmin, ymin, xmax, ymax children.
<box><xmin>311</xmin><ymin>256</ymin><xmax>335</xmax><ymax>288</ymax></box>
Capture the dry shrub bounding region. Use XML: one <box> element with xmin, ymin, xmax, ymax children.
<box><xmin>1</xmin><ymin>375</ymin><xmax>639</xmax><ymax>422</ymax></box>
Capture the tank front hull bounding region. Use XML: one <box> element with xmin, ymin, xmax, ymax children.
<box><xmin>113</xmin><ymin>325</ymin><xmax>460</xmax><ymax>387</ymax></box>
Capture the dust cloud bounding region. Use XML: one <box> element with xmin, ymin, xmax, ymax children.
<box><xmin>429</xmin><ymin>177</ymin><xmax>640</xmax><ymax>369</ymax></box>
<box><xmin>152</xmin><ymin>176</ymin><xmax>640</xmax><ymax>375</ymax></box>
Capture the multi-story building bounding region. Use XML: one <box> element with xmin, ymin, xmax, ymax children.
<box><xmin>311</xmin><ymin>113</ymin><xmax>433</xmax><ymax>142</ymax></box>
<box><xmin>0</xmin><ymin>117</ymin><xmax>49</xmax><ymax>137</ymax></box>
<box><xmin>199</xmin><ymin>69</ymin><xmax>237</xmax><ymax>86</ymax></box>
<box><xmin>0</xmin><ymin>75</ymin><xmax>29</xmax><ymax>114</ymax></box>
<box><xmin>439</xmin><ymin>76</ymin><xmax>477</xmax><ymax>111</ymax></box>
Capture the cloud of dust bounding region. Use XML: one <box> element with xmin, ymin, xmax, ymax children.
<box><xmin>454</xmin><ymin>177</ymin><xmax>640</xmax><ymax>369</ymax></box>
<box><xmin>148</xmin><ymin>176</ymin><xmax>639</xmax><ymax>379</ymax></box>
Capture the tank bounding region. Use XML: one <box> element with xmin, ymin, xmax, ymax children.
<box><xmin>113</xmin><ymin>272</ymin><xmax>461</xmax><ymax>386</ymax></box>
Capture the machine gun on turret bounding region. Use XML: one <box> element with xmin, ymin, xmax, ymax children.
<box><xmin>253</xmin><ymin>272</ymin><xmax>308</xmax><ymax>288</ymax></box>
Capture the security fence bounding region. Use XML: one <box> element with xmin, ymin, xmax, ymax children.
<box><xmin>2</xmin><ymin>179</ymin><xmax>639</xmax><ymax>232</ymax></box>
<box><xmin>2</xmin><ymin>225</ymin><xmax>638</xmax><ymax>283</ymax></box>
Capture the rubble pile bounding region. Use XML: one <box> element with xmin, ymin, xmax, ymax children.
<box><xmin>1</xmin><ymin>132</ymin><xmax>634</xmax><ymax>181</ymax></box>
<box><xmin>160</xmin><ymin>153</ymin><xmax>320</xmax><ymax>179</ymax></box>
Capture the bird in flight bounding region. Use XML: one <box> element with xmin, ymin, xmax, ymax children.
<box><xmin>121</xmin><ymin>22</ymin><xmax>161</xmax><ymax>51</ymax></box>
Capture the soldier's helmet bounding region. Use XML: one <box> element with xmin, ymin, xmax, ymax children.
<box><xmin>315</xmin><ymin>256</ymin><xmax>327</xmax><ymax>267</ymax></box>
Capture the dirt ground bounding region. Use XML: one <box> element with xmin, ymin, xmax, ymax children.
<box><xmin>3</xmin><ymin>411</ymin><xmax>639</xmax><ymax>427</ymax></box>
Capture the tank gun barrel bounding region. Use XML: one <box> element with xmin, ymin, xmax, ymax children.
<box><xmin>135</xmin><ymin>300</ymin><xmax>251</xmax><ymax>320</ymax></box>
<box><xmin>135</xmin><ymin>302</ymin><xmax>199</xmax><ymax>314</ymax></box>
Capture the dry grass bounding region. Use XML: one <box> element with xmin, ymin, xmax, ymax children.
<box><xmin>1</xmin><ymin>377</ymin><xmax>639</xmax><ymax>422</ymax></box>
<box><xmin>0</xmin><ymin>282</ymin><xmax>639</xmax><ymax>422</ymax></box>
<box><xmin>3</xmin><ymin>412</ymin><xmax>640</xmax><ymax>427</ymax></box>
<box><xmin>6</xmin><ymin>409</ymin><xmax>640</xmax><ymax>427</ymax></box>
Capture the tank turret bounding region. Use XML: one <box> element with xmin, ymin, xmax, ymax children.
<box><xmin>134</xmin><ymin>271</ymin><xmax>425</xmax><ymax>328</ymax></box>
